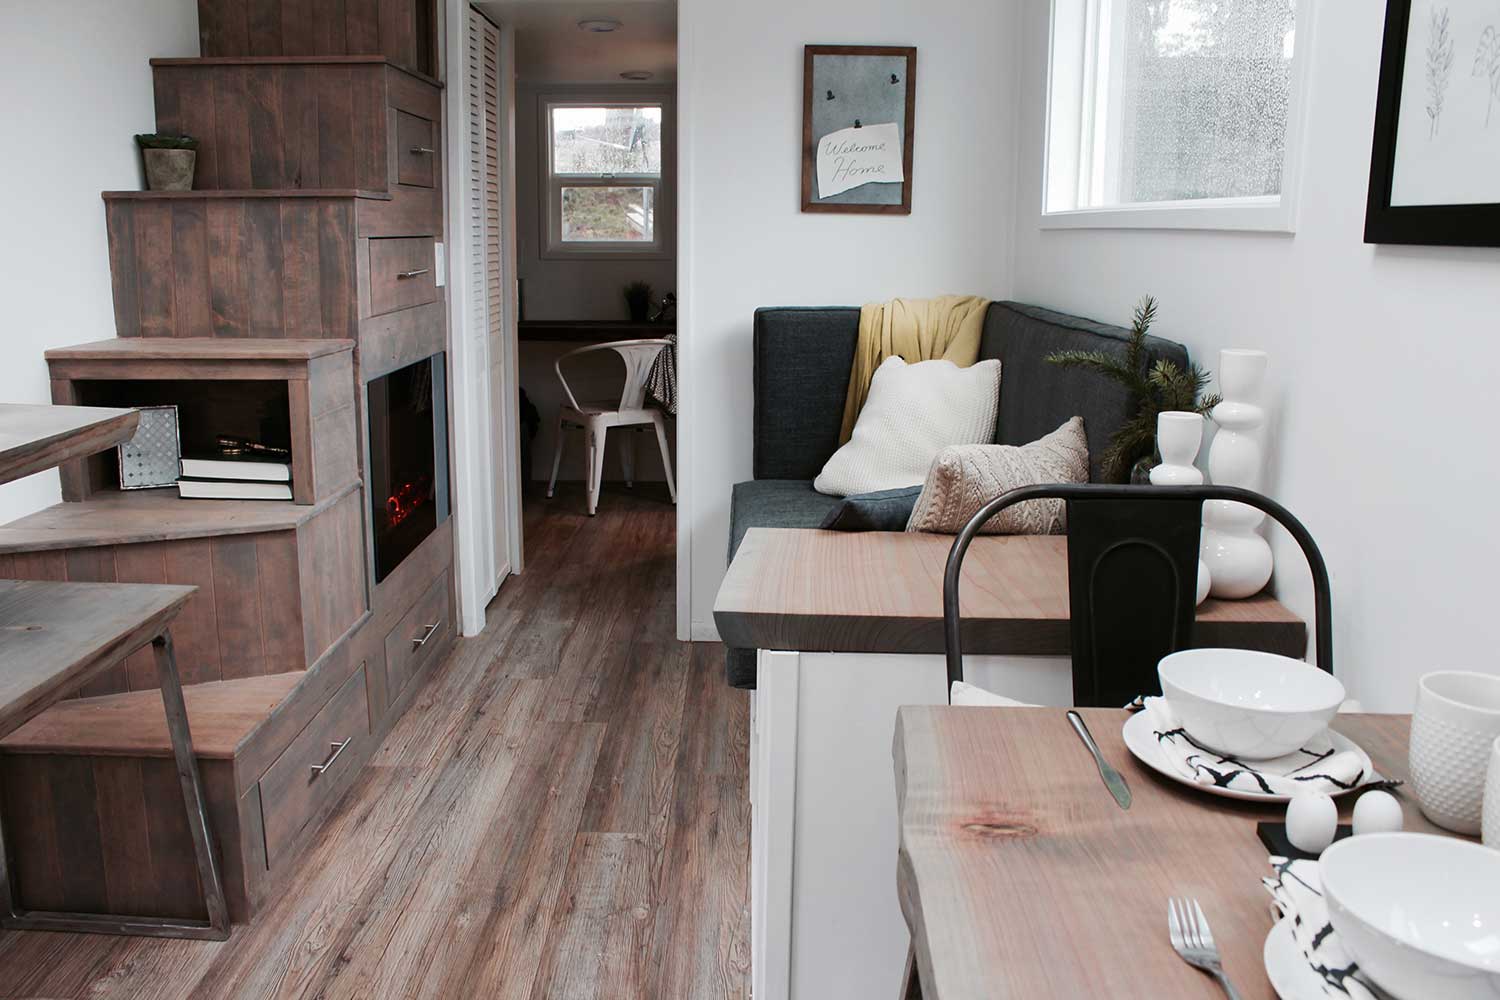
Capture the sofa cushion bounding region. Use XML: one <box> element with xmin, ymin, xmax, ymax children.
<box><xmin>979</xmin><ymin>302</ymin><xmax>1189</xmax><ymax>482</ymax></box>
<box><xmin>753</xmin><ymin>307</ymin><xmax>860</xmax><ymax>481</ymax></box>
<box><xmin>819</xmin><ymin>486</ymin><xmax>924</xmax><ymax>532</ymax></box>
<box><xmin>814</xmin><ymin>357</ymin><xmax>1002</xmax><ymax>497</ymax></box>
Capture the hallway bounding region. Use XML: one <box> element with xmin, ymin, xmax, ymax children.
<box><xmin>0</xmin><ymin>485</ymin><xmax>750</xmax><ymax>1000</ymax></box>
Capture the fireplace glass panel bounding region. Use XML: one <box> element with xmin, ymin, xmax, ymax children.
<box><xmin>368</xmin><ymin>354</ymin><xmax>449</xmax><ymax>583</ymax></box>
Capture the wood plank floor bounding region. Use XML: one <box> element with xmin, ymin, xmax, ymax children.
<box><xmin>0</xmin><ymin>484</ymin><xmax>751</xmax><ymax>1000</ymax></box>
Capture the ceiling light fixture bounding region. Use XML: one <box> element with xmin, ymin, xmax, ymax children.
<box><xmin>577</xmin><ymin>17</ymin><xmax>622</xmax><ymax>32</ymax></box>
<box><xmin>620</xmin><ymin>70</ymin><xmax>653</xmax><ymax>81</ymax></box>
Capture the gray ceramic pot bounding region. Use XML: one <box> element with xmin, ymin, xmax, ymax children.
<box><xmin>143</xmin><ymin>148</ymin><xmax>196</xmax><ymax>191</ymax></box>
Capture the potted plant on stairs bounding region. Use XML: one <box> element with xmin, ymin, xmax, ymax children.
<box><xmin>135</xmin><ymin>133</ymin><xmax>199</xmax><ymax>192</ymax></box>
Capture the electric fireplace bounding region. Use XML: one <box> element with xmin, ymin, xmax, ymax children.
<box><xmin>366</xmin><ymin>354</ymin><xmax>449</xmax><ymax>583</ymax></box>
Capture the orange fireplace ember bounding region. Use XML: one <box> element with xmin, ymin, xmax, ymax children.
<box><xmin>385</xmin><ymin>477</ymin><xmax>432</xmax><ymax>528</ymax></box>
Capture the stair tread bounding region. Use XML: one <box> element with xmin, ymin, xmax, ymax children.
<box><xmin>46</xmin><ymin>337</ymin><xmax>355</xmax><ymax>362</ymax></box>
<box><xmin>103</xmin><ymin>188</ymin><xmax>392</xmax><ymax>201</ymax></box>
<box><xmin>0</xmin><ymin>482</ymin><xmax>360</xmax><ymax>554</ymax></box>
<box><xmin>0</xmin><ymin>672</ymin><xmax>304</xmax><ymax>759</ymax></box>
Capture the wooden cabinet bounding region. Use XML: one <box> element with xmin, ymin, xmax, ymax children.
<box><xmin>368</xmin><ymin>237</ymin><xmax>438</xmax><ymax>315</ymax></box>
<box><xmin>259</xmin><ymin>664</ymin><xmax>371</xmax><ymax>866</ymax></box>
<box><xmin>396</xmin><ymin>111</ymin><xmax>437</xmax><ymax>187</ymax></box>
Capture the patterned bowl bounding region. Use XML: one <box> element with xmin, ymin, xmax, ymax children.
<box><xmin>1157</xmin><ymin>648</ymin><xmax>1344</xmax><ymax>759</ymax></box>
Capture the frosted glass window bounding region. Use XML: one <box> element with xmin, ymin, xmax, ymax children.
<box><xmin>1047</xmin><ymin>0</ymin><xmax>1300</xmax><ymax>213</ymax></box>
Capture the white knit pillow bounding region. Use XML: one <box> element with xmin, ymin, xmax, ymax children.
<box><xmin>906</xmin><ymin>417</ymin><xmax>1089</xmax><ymax>535</ymax></box>
<box><xmin>814</xmin><ymin>357</ymin><xmax>1001</xmax><ymax>497</ymax></box>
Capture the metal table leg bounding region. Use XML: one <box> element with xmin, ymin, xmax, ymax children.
<box><xmin>0</xmin><ymin>630</ymin><xmax>230</xmax><ymax>940</ymax></box>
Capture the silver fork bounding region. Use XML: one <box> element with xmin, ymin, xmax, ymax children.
<box><xmin>1167</xmin><ymin>897</ymin><xmax>1243</xmax><ymax>1000</ymax></box>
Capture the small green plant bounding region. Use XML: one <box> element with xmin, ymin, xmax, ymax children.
<box><xmin>134</xmin><ymin>133</ymin><xmax>199</xmax><ymax>151</ymax></box>
<box><xmin>623</xmin><ymin>280</ymin><xmax>654</xmax><ymax>321</ymax></box>
<box><xmin>1045</xmin><ymin>296</ymin><xmax>1221</xmax><ymax>483</ymax></box>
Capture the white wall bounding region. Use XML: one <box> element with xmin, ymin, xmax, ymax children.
<box><xmin>0</xmin><ymin>1</ymin><xmax>200</xmax><ymax>524</ymax></box>
<box><xmin>1010</xmin><ymin>0</ymin><xmax>1500</xmax><ymax>711</ymax></box>
<box><xmin>678</xmin><ymin>0</ymin><xmax>1022</xmax><ymax>637</ymax></box>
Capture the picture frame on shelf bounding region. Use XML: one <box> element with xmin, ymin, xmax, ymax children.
<box><xmin>801</xmin><ymin>45</ymin><xmax>917</xmax><ymax>215</ymax></box>
<box><xmin>116</xmin><ymin>404</ymin><xmax>181</xmax><ymax>489</ymax></box>
<box><xmin>1365</xmin><ymin>0</ymin><xmax>1500</xmax><ymax>247</ymax></box>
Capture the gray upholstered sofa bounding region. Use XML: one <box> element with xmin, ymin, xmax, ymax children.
<box><xmin>725</xmin><ymin>301</ymin><xmax>1192</xmax><ymax>688</ymax></box>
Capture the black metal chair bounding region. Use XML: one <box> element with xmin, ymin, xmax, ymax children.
<box><xmin>942</xmin><ymin>484</ymin><xmax>1333</xmax><ymax>707</ymax></box>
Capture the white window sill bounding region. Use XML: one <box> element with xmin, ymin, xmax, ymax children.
<box><xmin>1039</xmin><ymin>196</ymin><xmax>1296</xmax><ymax>234</ymax></box>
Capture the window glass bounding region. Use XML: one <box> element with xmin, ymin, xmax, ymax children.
<box><xmin>560</xmin><ymin>186</ymin><xmax>655</xmax><ymax>242</ymax></box>
<box><xmin>551</xmin><ymin>106</ymin><xmax>663</xmax><ymax>176</ymax></box>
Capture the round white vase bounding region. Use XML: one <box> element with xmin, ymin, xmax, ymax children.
<box><xmin>1201</xmin><ymin>350</ymin><xmax>1273</xmax><ymax>600</ymax></box>
<box><xmin>1149</xmin><ymin>411</ymin><xmax>1212</xmax><ymax>606</ymax></box>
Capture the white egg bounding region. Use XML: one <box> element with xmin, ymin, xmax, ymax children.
<box><xmin>1351</xmin><ymin>790</ymin><xmax>1403</xmax><ymax>836</ymax></box>
<box><xmin>1285</xmin><ymin>792</ymin><xmax>1338</xmax><ymax>854</ymax></box>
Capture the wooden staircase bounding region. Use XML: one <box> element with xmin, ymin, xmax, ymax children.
<box><xmin>0</xmin><ymin>0</ymin><xmax>454</xmax><ymax>927</ymax></box>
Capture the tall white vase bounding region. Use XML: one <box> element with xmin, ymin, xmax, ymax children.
<box><xmin>1201</xmin><ymin>349</ymin><xmax>1273</xmax><ymax>599</ymax></box>
<box><xmin>1150</xmin><ymin>411</ymin><xmax>1212</xmax><ymax>605</ymax></box>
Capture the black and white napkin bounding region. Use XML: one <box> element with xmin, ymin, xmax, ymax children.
<box><xmin>1263</xmin><ymin>856</ymin><xmax>1380</xmax><ymax>999</ymax></box>
<box><xmin>1142</xmin><ymin>697</ymin><xmax>1370</xmax><ymax>796</ymax></box>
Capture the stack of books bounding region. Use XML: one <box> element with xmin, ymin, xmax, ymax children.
<box><xmin>177</xmin><ymin>454</ymin><xmax>293</xmax><ymax>500</ymax></box>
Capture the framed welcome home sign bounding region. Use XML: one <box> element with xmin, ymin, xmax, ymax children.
<box><xmin>801</xmin><ymin>45</ymin><xmax>917</xmax><ymax>214</ymax></box>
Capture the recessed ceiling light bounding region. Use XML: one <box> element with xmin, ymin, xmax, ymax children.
<box><xmin>620</xmin><ymin>70</ymin><xmax>653</xmax><ymax>81</ymax></box>
<box><xmin>577</xmin><ymin>17</ymin><xmax>622</xmax><ymax>32</ymax></box>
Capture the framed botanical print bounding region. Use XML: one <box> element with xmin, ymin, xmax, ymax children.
<box><xmin>801</xmin><ymin>45</ymin><xmax>917</xmax><ymax>214</ymax></box>
<box><xmin>1366</xmin><ymin>0</ymin><xmax>1500</xmax><ymax>246</ymax></box>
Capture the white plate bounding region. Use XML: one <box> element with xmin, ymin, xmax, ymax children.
<box><xmin>1264</xmin><ymin>919</ymin><xmax>1318</xmax><ymax>1000</ymax></box>
<box><xmin>1120</xmin><ymin>710</ymin><xmax>1377</xmax><ymax>803</ymax></box>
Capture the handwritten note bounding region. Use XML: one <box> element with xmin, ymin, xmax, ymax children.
<box><xmin>816</xmin><ymin>122</ymin><xmax>904</xmax><ymax>198</ymax></box>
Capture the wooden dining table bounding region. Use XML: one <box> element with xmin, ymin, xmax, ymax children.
<box><xmin>893</xmin><ymin>707</ymin><xmax>1450</xmax><ymax>999</ymax></box>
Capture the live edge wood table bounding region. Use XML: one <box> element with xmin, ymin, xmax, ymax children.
<box><xmin>894</xmin><ymin>708</ymin><xmax>1440</xmax><ymax>999</ymax></box>
<box><xmin>0</xmin><ymin>580</ymin><xmax>229</xmax><ymax>939</ymax></box>
<box><xmin>712</xmin><ymin>528</ymin><xmax>1307</xmax><ymax>1000</ymax></box>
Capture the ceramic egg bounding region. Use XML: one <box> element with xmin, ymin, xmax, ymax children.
<box><xmin>1285</xmin><ymin>792</ymin><xmax>1338</xmax><ymax>854</ymax></box>
<box><xmin>1351</xmin><ymin>790</ymin><xmax>1403</xmax><ymax>836</ymax></box>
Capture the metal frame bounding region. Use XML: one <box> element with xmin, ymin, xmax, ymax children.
<box><xmin>942</xmin><ymin>484</ymin><xmax>1333</xmax><ymax>702</ymax></box>
<box><xmin>0</xmin><ymin>631</ymin><xmax>230</xmax><ymax>939</ymax></box>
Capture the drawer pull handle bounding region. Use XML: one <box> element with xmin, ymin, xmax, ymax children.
<box><xmin>409</xmin><ymin>146</ymin><xmax>436</xmax><ymax>155</ymax></box>
<box><xmin>412</xmin><ymin>622</ymin><xmax>441</xmax><ymax>648</ymax></box>
<box><xmin>396</xmin><ymin>268</ymin><xmax>431</xmax><ymax>280</ymax></box>
<box><xmin>310</xmin><ymin>738</ymin><xmax>352</xmax><ymax>777</ymax></box>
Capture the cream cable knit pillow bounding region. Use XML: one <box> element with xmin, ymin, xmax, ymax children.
<box><xmin>813</xmin><ymin>356</ymin><xmax>1001</xmax><ymax>497</ymax></box>
<box><xmin>906</xmin><ymin>417</ymin><xmax>1088</xmax><ymax>535</ymax></box>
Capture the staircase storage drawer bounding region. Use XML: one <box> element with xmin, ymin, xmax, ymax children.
<box><xmin>260</xmin><ymin>664</ymin><xmax>371</xmax><ymax>867</ymax></box>
<box><xmin>368</xmin><ymin>238</ymin><xmax>437</xmax><ymax>316</ymax></box>
<box><xmin>396</xmin><ymin>111</ymin><xmax>437</xmax><ymax>188</ymax></box>
<box><xmin>384</xmin><ymin>572</ymin><xmax>450</xmax><ymax>703</ymax></box>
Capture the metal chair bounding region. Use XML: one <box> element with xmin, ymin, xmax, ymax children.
<box><xmin>545</xmin><ymin>338</ymin><xmax>677</xmax><ymax>516</ymax></box>
<box><xmin>942</xmin><ymin>484</ymin><xmax>1333</xmax><ymax>707</ymax></box>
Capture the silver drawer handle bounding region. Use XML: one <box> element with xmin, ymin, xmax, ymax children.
<box><xmin>310</xmin><ymin>738</ymin><xmax>352</xmax><ymax>777</ymax></box>
<box><xmin>409</xmin><ymin>146</ymin><xmax>436</xmax><ymax>154</ymax></box>
<box><xmin>396</xmin><ymin>268</ymin><xmax>430</xmax><ymax>280</ymax></box>
<box><xmin>412</xmin><ymin>622</ymin><xmax>440</xmax><ymax>648</ymax></box>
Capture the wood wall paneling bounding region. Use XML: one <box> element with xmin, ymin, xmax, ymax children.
<box><xmin>296</xmin><ymin>488</ymin><xmax>370</xmax><ymax>667</ymax></box>
<box><xmin>195</xmin><ymin>1</ymin><xmax>434</xmax><ymax>74</ymax></box>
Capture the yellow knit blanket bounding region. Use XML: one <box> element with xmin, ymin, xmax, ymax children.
<box><xmin>838</xmin><ymin>294</ymin><xmax>992</xmax><ymax>443</ymax></box>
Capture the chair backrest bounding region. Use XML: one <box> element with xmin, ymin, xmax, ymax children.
<box><xmin>554</xmin><ymin>338</ymin><xmax>671</xmax><ymax>413</ymax></box>
<box><xmin>942</xmin><ymin>484</ymin><xmax>1333</xmax><ymax>708</ymax></box>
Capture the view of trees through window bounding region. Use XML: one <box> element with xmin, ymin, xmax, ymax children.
<box><xmin>1118</xmin><ymin>0</ymin><xmax>1296</xmax><ymax>203</ymax></box>
<box><xmin>550</xmin><ymin>105</ymin><xmax>661</xmax><ymax>244</ymax></box>
<box><xmin>560</xmin><ymin>186</ymin><xmax>654</xmax><ymax>242</ymax></box>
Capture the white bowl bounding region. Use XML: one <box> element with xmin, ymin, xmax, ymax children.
<box><xmin>1157</xmin><ymin>648</ymin><xmax>1344</xmax><ymax>759</ymax></box>
<box><xmin>1321</xmin><ymin>833</ymin><xmax>1500</xmax><ymax>1000</ymax></box>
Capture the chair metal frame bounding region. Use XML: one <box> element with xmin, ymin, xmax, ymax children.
<box><xmin>942</xmin><ymin>484</ymin><xmax>1333</xmax><ymax>706</ymax></box>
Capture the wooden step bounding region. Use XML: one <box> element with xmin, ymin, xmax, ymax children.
<box><xmin>195</xmin><ymin>0</ymin><xmax>437</xmax><ymax>77</ymax></box>
<box><xmin>0</xmin><ymin>404</ymin><xmax>138</xmax><ymax>488</ymax></box>
<box><xmin>103</xmin><ymin>188</ymin><xmax>389</xmax><ymax>201</ymax></box>
<box><xmin>45</xmin><ymin>338</ymin><xmax>357</xmax><ymax>505</ymax></box>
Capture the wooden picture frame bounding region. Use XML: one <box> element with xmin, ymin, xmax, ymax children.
<box><xmin>1365</xmin><ymin>0</ymin><xmax>1500</xmax><ymax>247</ymax></box>
<box><xmin>801</xmin><ymin>45</ymin><xmax>917</xmax><ymax>214</ymax></box>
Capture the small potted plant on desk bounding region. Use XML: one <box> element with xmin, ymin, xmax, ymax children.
<box><xmin>1045</xmin><ymin>296</ymin><xmax>1219</xmax><ymax>483</ymax></box>
<box><xmin>623</xmin><ymin>281</ymin><xmax>654</xmax><ymax>322</ymax></box>
<box><xmin>135</xmin><ymin>133</ymin><xmax>199</xmax><ymax>191</ymax></box>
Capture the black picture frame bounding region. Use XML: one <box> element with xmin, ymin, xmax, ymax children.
<box><xmin>1366</xmin><ymin>0</ymin><xmax>1500</xmax><ymax>247</ymax></box>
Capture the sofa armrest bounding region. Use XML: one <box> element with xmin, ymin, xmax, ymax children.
<box><xmin>753</xmin><ymin>307</ymin><xmax>860</xmax><ymax>480</ymax></box>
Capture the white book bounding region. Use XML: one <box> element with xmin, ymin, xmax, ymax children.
<box><xmin>179</xmin><ymin>456</ymin><xmax>291</xmax><ymax>482</ymax></box>
<box><xmin>177</xmin><ymin>479</ymin><xmax>294</xmax><ymax>501</ymax></box>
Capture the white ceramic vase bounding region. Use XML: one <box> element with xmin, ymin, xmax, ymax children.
<box><xmin>1149</xmin><ymin>411</ymin><xmax>1212</xmax><ymax>605</ymax></box>
<box><xmin>1409</xmin><ymin>670</ymin><xmax>1500</xmax><ymax>835</ymax></box>
<box><xmin>1201</xmin><ymin>349</ymin><xmax>1273</xmax><ymax>599</ymax></box>
<box><xmin>1484</xmin><ymin>735</ymin><xmax>1500</xmax><ymax>849</ymax></box>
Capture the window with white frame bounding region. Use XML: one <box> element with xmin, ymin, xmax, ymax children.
<box><xmin>1045</xmin><ymin>0</ymin><xmax>1307</xmax><ymax>229</ymax></box>
<box><xmin>543</xmin><ymin>99</ymin><xmax>668</xmax><ymax>255</ymax></box>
